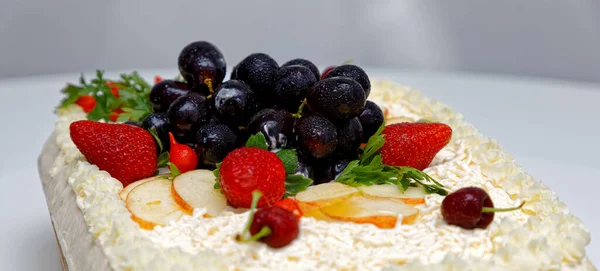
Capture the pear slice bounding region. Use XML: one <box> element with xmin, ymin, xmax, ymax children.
<box><xmin>126</xmin><ymin>178</ymin><xmax>185</xmax><ymax>230</ymax></box>
<box><xmin>295</xmin><ymin>182</ymin><xmax>360</xmax><ymax>213</ymax></box>
<box><xmin>359</xmin><ymin>184</ymin><xmax>426</xmax><ymax>205</ymax></box>
<box><xmin>120</xmin><ymin>176</ymin><xmax>163</xmax><ymax>201</ymax></box>
<box><xmin>320</xmin><ymin>196</ymin><xmax>419</xmax><ymax>228</ymax></box>
<box><xmin>172</xmin><ymin>169</ymin><xmax>227</xmax><ymax>217</ymax></box>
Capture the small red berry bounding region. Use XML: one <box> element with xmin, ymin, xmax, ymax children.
<box><xmin>274</xmin><ymin>198</ymin><xmax>303</xmax><ymax>219</ymax></box>
<box><xmin>441</xmin><ymin>187</ymin><xmax>525</xmax><ymax>229</ymax></box>
<box><xmin>168</xmin><ymin>132</ymin><xmax>198</xmax><ymax>174</ymax></box>
<box><xmin>109</xmin><ymin>108</ymin><xmax>124</xmax><ymax>122</ymax></box>
<box><xmin>106</xmin><ymin>81</ymin><xmax>120</xmax><ymax>97</ymax></box>
<box><xmin>75</xmin><ymin>95</ymin><xmax>96</xmax><ymax>113</ymax></box>
<box><xmin>155</xmin><ymin>76</ymin><xmax>164</xmax><ymax>84</ymax></box>
<box><xmin>249</xmin><ymin>206</ymin><xmax>299</xmax><ymax>248</ymax></box>
<box><xmin>320</xmin><ymin>66</ymin><xmax>336</xmax><ymax>80</ymax></box>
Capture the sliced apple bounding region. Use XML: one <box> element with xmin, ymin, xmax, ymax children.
<box><xmin>119</xmin><ymin>176</ymin><xmax>164</xmax><ymax>201</ymax></box>
<box><xmin>126</xmin><ymin>178</ymin><xmax>185</xmax><ymax>230</ymax></box>
<box><xmin>320</xmin><ymin>196</ymin><xmax>419</xmax><ymax>228</ymax></box>
<box><xmin>295</xmin><ymin>182</ymin><xmax>360</xmax><ymax>213</ymax></box>
<box><xmin>172</xmin><ymin>169</ymin><xmax>227</xmax><ymax>216</ymax></box>
<box><xmin>359</xmin><ymin>184</ymin><xmax>426</xmax><ymax>205</ymax></box>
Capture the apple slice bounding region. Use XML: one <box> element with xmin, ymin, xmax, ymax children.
<box><xmin>120</xmin><ymin>176</ymin><xmax>163</xmax><ymax>201</ymax></box>
<box><xmin>320</xmin><ymin>196</ymin><xmax>419</xmax><ymax>228</ymax></box>
<box><xmin>295</xmin><ymin>182</ymin><xmax>360</xmax><ymax>213</ymax></box>
<box><xmin>359</xmin><ymin>184</ymin><xmax>426</xmax><ymax>205</ymax></box>
<box><xmin>126</xmin><ymin>178</ymin><xmax>185</xmax><ymax>230</ymax></box>
<box><xmin>172</xmin><ymin>169</ymin><xmax>227</xmax><ymax>216</ymax></box>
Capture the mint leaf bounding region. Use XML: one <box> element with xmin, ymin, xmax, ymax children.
<box><xmin>168</xmin><ymin>162</ymin><xmax>181</xmax><ymax>177</ymax></box>
<box><xmin>284</xmin><ymin>174</ymin><xmax>312</xmax><ymax>197</ymax></box>
<box><xmin>245</xmin><ymin>133</ymin><xmax>268</xmax><ymax>150</ymax></box>
<box><xmin>276</xmin><ymin>149</ymin><xmax>298</xmax><ymax>174</ymax></box>
<box><xmin>157</xmin><ymin>152</ymin><xmax>169</xmax><ymax>168</ymax></box>
<box><xmin>213</xmin><ymin>162</ymin><xmax>221</xmax><ymax>189</ymax></box>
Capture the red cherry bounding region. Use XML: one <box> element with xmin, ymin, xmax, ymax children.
<box><xmin>249</xmin><ymin>206</ymin><xmax>299</xmax><ymax>248</ymax></box>
<box><xmin>237</xmin><ymin>191</ymin><xmax>300</xmax><ymax>249</ymax></box>
<box><xmin>441</xmin><ymin>187</ymin><xmax>525</xmax><ymax>229</ymax></box>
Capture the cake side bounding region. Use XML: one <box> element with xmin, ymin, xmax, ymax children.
<box><xmin>42</xmin><ymin>80</ymin><xmax>595</xmax><ymax>270</ymax></box>
<box><xmin>39</xmin><ymin>133</ymin><xmax>111</xmax><ymax>271</ymax></box>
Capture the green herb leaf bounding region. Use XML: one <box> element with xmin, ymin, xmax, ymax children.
<box><xmin>168</xmin><ymin>162</ymin><xmax>181</xmax><ymax>177</ymax></box>
<box><xmin>360</xmin><ymin>123</ymin><xmax>386</xmax><ymax>165</ymax></box>
<box><xmin>157</xmin><ymin>152</ymin><xmax>170</xmax><ymax>168</ymax></box>
<box><xmin>213</xmin><ymin>162</ymin><xmax>221</xmax><ymax>189</ymax></box>
<box><xmin>245</xmin><ymin>133</ymin><xmax>268</xmax><ymax>150</ymax></box>
<box><xmin>276</xmin><ymin>149</ymin><xmax>299</xmax><ymax>174</ymax></box>
<box><xmin>284</xmin><ymin>174</ymin><xmax>312</xmax><ymax>197</ymax></box>
<box><xmin>148</xmin><ymin>128</ymin><xmax>164</xmax><ymax>153</ymax></box>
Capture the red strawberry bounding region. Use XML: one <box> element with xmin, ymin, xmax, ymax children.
<box><xmin>70</xmin><ymin>120</ymin><xmax>158</xmax><ymax>186</ymax></box>
<box><xmin>75</xmin><ymin>95</ymin><xmax>96</xmax><ymax>113</ymax></box>
<box><xmin>380</xmin><ymin>122</ymin><xmax>452</xmax><ymax>170</ymax></box>
<box><xmin>168</xmin><ymin>132</ymin><xmax>198</xmax><ymax>174</ymax></box>
<box><xmin>219</xmin><ymin>147</ymin><xmax>286</xmax><ymax>208</ymax></box>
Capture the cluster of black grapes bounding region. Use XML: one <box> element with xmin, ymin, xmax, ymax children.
<box><xmin>142</xmin><ymin>41</ymin><xmax>384</xmax><ymax>184</ymax></box>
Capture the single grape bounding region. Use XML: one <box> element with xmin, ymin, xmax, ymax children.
<box><xmin>248</xmin><ymin>108</ymin><xmax>294</xmax><ymax>150</ymax></box>
<box><xmin>281</xmin><ymin>59</ymin><xmax>320</xmax><ymax>83</ymax></box>
<box><xmin>294</xmin><ymin>156</ymin><xmax>313</xmax><ymax>179</ymax></box>
<box><xmin>142</xmin><ymin>112</ymin><xmax>171</xmax><ymax>151</ymax></box>
<box><xmin>359</xmin><ymin>101</ymin><xmax>384</xmax><ymax>142</ymax></box>
<box><xmin>294</xmin><ymin>114</ymin><xmax>338</xmax><ymax>159</ymax></box>
<box><xmin>274</xmin><ymin>65</ymin><xmax>317</xmax><ymax>112</ymax></box>
<box><xmin>231</xmin><ymin>53</ymin><xmax>279</xmax><ymax>96</ymax></box>
<box><xmin>195</xmin><ymin>122</ymin><xmax>239</xmax><ymax>167</ymax></box>
<box><xmin>167</xmin><ymin>92</ymin><xmax>210</xmax><ymax>139</ymax></box>
<box><xmin>311</xmin><ymin>160</ymin><xmax>334</xmax><ymax>185</ymax></box>
<box><xmin>149</xmin><ymin>80</ymin><xmax>191</xmax><ymax>112</ymax></box>
<box><xmin>306</xmin><ymin>77</ymin><xmax>366</xmax><ymax>120</ymax></box>
<box><xmin>213</xmin><ymin>80</ymin><xmax>258</xmax><ymax>126</ymax></box>
<box><xmin>178</xmin><ymin>41</ymin><xmax>226</xmax><ymax>94</ymax></box>
<box><xmin>323</xmin><ymin>64</ymin><xmax>371</xmax><ymax>98</ymax></box>
<box><xmin>336</xmin><ymin>117</ymin><xmax>363</xmax><ymax>155</ymax></box>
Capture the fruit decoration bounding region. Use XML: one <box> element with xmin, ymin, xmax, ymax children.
<box><xmin>441</xmin><ymin>187</ymin><xmax>525</xmax><ymax>229</ymax></box>
<box><xmin>168</xmin><ymin>132</ymin><xmax>198</xmax><ymax>174</ymax></box>
<box><xmin>70</xmin><ymin>120</ymin><xmax>157</xmax><ymax>187</ymax></box>
<box><xmin>236</xmin><ymin>191</ymin><xmax>300</xmax><ymax>248</ymax></box>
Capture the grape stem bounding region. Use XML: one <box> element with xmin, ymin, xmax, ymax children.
<box><xmin>482</xmin><ymin>201</ymin><xmax>526</xmax><ymax>213</ymax></box>
<box><xmin>292</xmin><ymin>99</ymin><xmax>307</xmax><ymax>119</ymax></box>
<box><xmin>204</xmin><ymin>78</ymin><xmax>214</xmax><ymax>99</ymax></box>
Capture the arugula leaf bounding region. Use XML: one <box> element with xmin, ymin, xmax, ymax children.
<box><xmin>276</xmin><ymin>149</ymin><xmax>299</xmax><ymax>174</ymax></box>
<box><xmin>245</xmin><ymin>133</ymin><xmax>268</xmax><ymax>150</ymax></box>
<box><xmin>335</xmin><ymin>122</ymin><xmax>448</xmax><ymax>196</ymax></box>
<box><xmin>284</xmin><ymin>174</ymin><xmax>312</xmax><ymax>197</ymax></box>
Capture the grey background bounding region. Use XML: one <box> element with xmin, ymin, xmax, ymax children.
<box><xmin>1</xmin><ymin>0</ymin><xmax>600</xmax><ymax>83</ymax></box>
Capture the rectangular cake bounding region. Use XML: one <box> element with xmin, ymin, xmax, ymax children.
<box><xmin>40</xmin><ymin>77</ymin><xmax>595</xmax><ymax>271</ymax></box>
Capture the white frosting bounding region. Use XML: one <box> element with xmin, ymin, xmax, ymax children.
<box><xmin>49</xmin><ymin>80</ymin><xmax>594</xmax><ymax>270</ymax></box>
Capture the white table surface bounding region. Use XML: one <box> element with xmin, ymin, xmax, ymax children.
<box><xmin>0</xmin><ymin>68</ymin><xmax>598</xmax><ymax>270</ymax></box>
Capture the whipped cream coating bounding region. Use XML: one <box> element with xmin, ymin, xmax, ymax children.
<box><xmin>49</xmin><ymin>80</ymin><xmax>594</xmax><ymax>271</ymax></box>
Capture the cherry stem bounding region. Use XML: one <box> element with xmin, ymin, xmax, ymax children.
<box><xmin>292</xmin><ymin>99</ymin><xmax>307</xmax><ymax>119</ymax></box>
<box><xmin>245</xmin><ymin>226</ymin><xmax>272</xmax><ymax>242</ymax></box>
<box><xmin>204</xmin><ymin>78</ymin><xmax>214</xmax><ymax>99</ymax></box>
<box><xmin>237</xmin><ymin>190</ymin><xmax>263</xmax><ymax>242</ymax></box>
<box><xmin>482</xmin><ymin>201</ymin><xmax>526</xmax><ymax>213</ymax></box>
